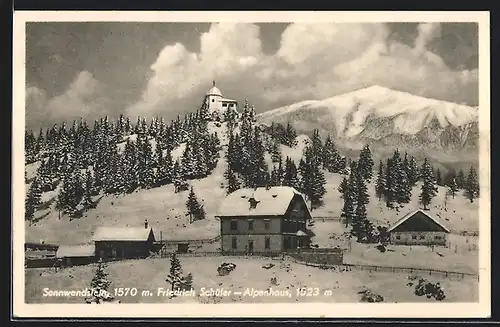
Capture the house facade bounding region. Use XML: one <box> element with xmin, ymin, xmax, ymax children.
<box><xmin>205</xmin><ymin>81</ymin><xmax>238</xmax><ymax>120</ymax></box>
<box><xmin>388</xmin><ymin>209</ymin><xmax>450</xmax><ymax>246</ymax></box>
<box><xmin>92</xmin><ymin>220</ymin><xmax>156</xmax><ymax>260</ymax></box>
<box><xmin>217</xmin><ymin>186</ymin><xmax>312</xmax><ymax>254</ymax></box>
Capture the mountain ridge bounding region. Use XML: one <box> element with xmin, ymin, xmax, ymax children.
<box><xmin>257</xmin><ymin>85</ymin><xmax>479</xmax><ymax>152</ymax></box>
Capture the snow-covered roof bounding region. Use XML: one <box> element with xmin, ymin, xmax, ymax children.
<box><xmin>218</xmin><ymin>97</ymin><xmax>237</xmax><ymax>103</ymax></box>
<box><xmin>387</xmin><ymin>209</ymin><xmax>450</xmax><ymax>233</ymax></box>
<box><xmin>56</xmin><ymin>243</ymin><xmax>95</xmax><ymax>258</ymax></box>
<box><xmin>206</xmin><ymin>84</ymin><xmax>222</xmax><ymax>97</ymax></box>
<box><xmin>92</xmin><ymin>226</ymin><xmax>155</xmax><ymax>242</ymax></box>
<box><xmin>217</xmin><ymin>186</ymin><xmax>309</xmax><ymax>217</ymax></box>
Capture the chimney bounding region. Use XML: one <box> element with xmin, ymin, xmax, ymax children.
<box><xmin>144</xmin><ymin>219</ymin><xmax>148</xmax><ymax>229</ymax></box>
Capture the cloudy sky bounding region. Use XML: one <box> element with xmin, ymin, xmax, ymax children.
<box><xmin>25</xmin><ymin>22</ymin><xmax>478</xmax><ymax>130</ymax></box>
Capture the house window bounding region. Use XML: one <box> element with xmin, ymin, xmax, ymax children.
<box><xmin>418</xmin><ymin>235</ymin><xmax>425</xmax><ymax>240</ymax></box>
<box><xmin>231</xmin><ymin>237</ymin><xmax>237</xmax><ymax>249</ymax></box>
<box><xmin>434</xmin><ymin>236</ymin><xmax>442</xmax><ymax>240</ymax></box>
<box><xmin>112</xmin><ymin>248</ymin><xmax>117</xmax><ymax>258</ymax></box>
<box><xmin>222</xmin><ymin>103</ymin><xmax>227</xmax><ymax>107</ymax></box>
<box><xmin>212</xmin><ymin>99</ymin><xmax>214</xmax><ymax>102</ymax></box>
<box><xmin>265</xmin><ymin>237</ymin><xmax>270</xmax><ymax>249</ymax></box>
<box><xmin>264</xmin><ymin>220</ymin><xmax>270</xmax><ymax>230</ymax></box>
<box><xmin>230</xmin><ymin>220</ymin><xmax>238</xmax><ymax>231</ymax></box>
<box><xmin>395</xmin><ymin>235</ymin><xmax>401</xmax><ymax>240</ymax></box>
<box><xmin>412</xmin><ymin>235</ymin><xmax>417</xmax><ymax>240</ymax></box>
<box><xmin>248</xmin><ymin>220</ymin><xmax>254</xmax><ymax>230</ymax></box>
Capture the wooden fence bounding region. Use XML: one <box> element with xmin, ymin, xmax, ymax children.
<box><xmin>287</xmin><ymin>257</ymin><xmax>479</xmax><ymax>281</ymax></box>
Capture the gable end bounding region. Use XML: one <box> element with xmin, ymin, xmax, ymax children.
<box><xmin>391</xmin><ymin>211</ymin><xmax>449</xmax><ymax>233</ymax></box>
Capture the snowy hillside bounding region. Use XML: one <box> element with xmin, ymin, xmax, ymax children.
<box><xmin>257</xmin><ymin>85</ymin><xmax>479</xmax><ymax>152</ymax></box>
<box><xmin>25</xmin><ymin>120</ymin><xmax>478</xmax><ymax>245</ymax></box>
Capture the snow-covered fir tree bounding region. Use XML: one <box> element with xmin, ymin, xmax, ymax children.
<box><xmin>282</xmin><ymin>157</ymin><xmax>300</xmax><ymax>189</ymax></box>
<box><xmin>465</xmin><ymin>166</ymin><xmax>480</xmax><ymax>203</ymax></box>
<box><xmin>88</xmin><ymin>258</ymin><xmax>114</xmax><ymax>304</ymax></box>
<box><xmin>375</xmin><ymin>160</ymin><xmax>386</xmax><ymax>201</ymax></box>
<box><xmin>448</xmin><ymin>177</ymin><xmax>459</xmax><ymax>199</ymax></box>
<box><xmin>166</xmin><ymin>253</ymin><xmax>184</xmax><ymax>292</ymax></box>
<box><xmin>186</xmin><ymin>186</ymin><xmax>206</xmax><ymax>223</ymax></box>
<box><xmin>25</xmin><ymin>176</ymin><xmax>42</xmax><ymax>222</ymax></box>
<box><xmin>223</xmin><ymin>165</ymin><xmax>241</xmax><ymax>195</ymax></box>
<box><xmin>357</xmin><ymin>145</ymin><xmax>374</xmax><ymax>181</ymax></box>
<box><xmin>322</xmin><ymin>134</ymin><xmax>344</xmax><ymax>173</ymax></box>
<box><xmin>419</xmin><ymin>158</ymin><xmax>438</xmax><ymax>210</ymax></box>
<box><xmin>299</xmin><ymin>146</ymin><xmax>326</xmax><ymax>210</ymax></box>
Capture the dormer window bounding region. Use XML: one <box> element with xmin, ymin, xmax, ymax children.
<box><xmin>248</xmin><ymin>197</ymin><xmax>259</xmax><ymax>209</ymax></box>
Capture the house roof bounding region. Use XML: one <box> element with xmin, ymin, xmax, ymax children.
<box><xmin>217</xmin><ymin>186</ymin><xmax>311</xmax><ymax>217</ymax></box>
<box><xmin>56</xmin><ymin>243</ymin><xmax>95</xmax><ymax>258</ymax></box>
<box><xmin>92</xmin><ymin>226</ymin><xmax>155</xmax><ymax>242</ymax></box>
<box><xmin>206</xmin><ymin>81</ymin><xmax>223</xmax><ymax>97</ymax></box>
<box><xmin>387</xmin><ymin>209</ymin><xmax>451</xmax><ymax>233</ymax></box>
<box><xmin>218</xmin><ymin>97</ymin><xmax>237</xmax><ymax>103</ymax></box>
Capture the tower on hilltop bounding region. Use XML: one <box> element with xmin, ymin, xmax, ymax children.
<box><xmin>205</xmin><ymin>81</ymin><xmax>238</xmax><ymax>120</ymax></box>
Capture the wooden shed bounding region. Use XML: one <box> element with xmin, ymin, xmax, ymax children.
<box><xmin>56</xmin><ymin>243</ymin><xmax>96</xmax><ymax>267</ymax></box>
<box><xmin>388</xmin><ymin>209</ymin><xmax>450</xmax><ymax>246</ymax></box>
<box><xmin>92</xmin><ymin>221</ymin><xmax>156</xmax><ymax>260</ymax></box>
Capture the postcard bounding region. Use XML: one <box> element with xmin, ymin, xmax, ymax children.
<box><xmin>12</xmin><ymin>10</ymin><xmax>490</xmax><ymax>318</ymax></box>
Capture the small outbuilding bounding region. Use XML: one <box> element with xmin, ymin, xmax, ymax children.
<box><xmin>388</xmin><ymin>209</ymin><xmax>450</xmax><ymax>246</ymax></box>
<box><xmin>92</xmin><ymin>220</ymin><xmax>156</xmax><ymax>260</ymax></box>
<box><xmin>56</xmin><ymin>243</ymin><xmax>96</xmax><ymax>267</ymax></box>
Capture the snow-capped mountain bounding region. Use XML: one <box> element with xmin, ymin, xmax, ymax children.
<box><xmin>257</xmin><ymin>85</ymin><xmax>479</xmax><ymax>151</ymax></box>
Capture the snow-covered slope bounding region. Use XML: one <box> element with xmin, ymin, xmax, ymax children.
<box><xmin>257</xmin><ymin>85</ymin><xmax>479</xmax><ymax>151</ymax></box>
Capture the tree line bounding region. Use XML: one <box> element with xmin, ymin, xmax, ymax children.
<box><xmin>25</xmin><ymin>97</ymin><xmax>221</xmax><ymax>222</ymax></box>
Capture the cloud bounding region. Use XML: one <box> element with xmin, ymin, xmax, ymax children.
<box><xmin>414</xmin><ymin>22</ymin><xmax>442</xmax><ymax>53</ymax></box>
<box><xmin>127</xmin><ymin>22</ymin><xmax>478</xmax><ymax>118</ymax></box>
<box><xmin>25</xmin><ymin>71</ymin><xmax>112</xmax><ymax>130</ymax></box>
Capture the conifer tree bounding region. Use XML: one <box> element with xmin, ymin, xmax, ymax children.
<box><xmin>448</xmin><ymin>177</ymin><xmax>459</xmax><ymax>199</ymax></box>
<box><xmin>419</xmin><ymin>158</ymin><xmax>438</xmax><ymax>210</ymax></box>
<box><xmin>310</xmin><ymin>129</ymin><xmax>323</xmax><ymax>165</ymax></box>
<box><xmin>465</xmin><ymin>166</ymin><xmax>480</xmax><ymax>203</ymax></box>
<box><xmin>137</xmin><ymin>135</ymin><xmax>155</xmax><ymax>188</ymax></box>
<box><xmin>166</xmin><ymin>254</ymin><xmax>184</xmax><ymax>292</ymax></box>
<box><xmin>249</xmin><ymin>128</ymin><xmax>268</xmax><ymax>188</ymax></box>
<box><xmin>270</xmin><ymin>140</ymin><xmax>282</xmax><ymax>163</ymax></box>
<box><xmin>338</xmin><ymin>177</ymin><xmax>347</xmax><ymax>196</ymax></box>
<box><xmin>456</xmin><ymin>169</ymin><xmax>466</xmax><ymax>189</ymax></box>
<box><xmin>341</xmin><ymin>168</ymin><xmax>357</xmax><ymax>227</ymax></box>
<box><xmin>182</xmin><ymin>273</ymin><xmax>193</xmax><ymax>291</ymax></box>
<box><xmin>444</xmin><ymin>168</ymin><xmax>457</xmax><ymax>188</ymax></box>
<box><xmin>82</xmin><ymin>169</ymin><xmax>94</xmax><ymax>208</ymax></box>
<box><xmin>284</xmin><ymin>122</ymin><xmax>297</xmax><ymax>147</ymax></box>
<box><xmin>299</xmin><ymin>146</ymin><xmax>326</xmax><ymax>209</ymax></box>
<box><xmin>357</xmin><ymin>145</ymin><xmax>374</xmax><ymax>181</ymax></box>
<box><xmin>269</xmin><ymin>165</ymin><xmax>281</xmax><ymax>187</ymax></box>
<box><xmin>89</xmin><ymin>258</ymin><xmax>113</xmax><ymax>304</ymax></box>
<box><xmin>155</xmin><ymin>149</ymin><xmax>174</xmax><ymax>187</ymax></box>
<box><xmin>282</xmin><ymin>157</ymin><xmax>300</xmax><ymax>189</ymax></box>
<box><xmin>25</xmin><ymin>176</ymin><xmax>42</xmax><ymax>222</ymax></box>
<box><xmin>384</xmin><ymin>157</ymin><xmax>395</xmax><ymax>208</ymax></box>
<box><xmin>407</xmin><ymin>156</ymin><xmax>420</xmax><ymax>186</ymax></box>
<box><xmin>375</xmin><ymin>160</ymin><xmax>386</xmax><ymax>201</ymax></box>
<box><xmin>322</xmin><ymin>134</ymin><xmax>343</xmax><ymax>173</ymax></box>
<box><xmin>186</xmin><ymin>186</ymin><xmax>205</xmax><ymax>223</ymax></box>
<box><xmin>224</xmin><ymin>165</ymin><xmax>240</xmax><ymax>195</ymax></box>
<box><xmin>436</xmin><ymin>168</ymin><xmax>443</xmax><ymax>186</ymax></box>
